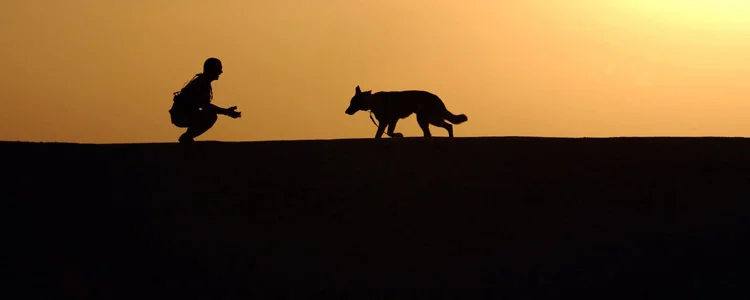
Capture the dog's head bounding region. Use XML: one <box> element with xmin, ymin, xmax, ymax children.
<box><xmin>345</xmin><ymin>85</ymin><xmax>372</xmax><ymax>115</ymax></box>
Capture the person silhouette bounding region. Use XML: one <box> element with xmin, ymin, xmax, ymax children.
<box><xmin>169</xmin><ymin>57</ymin><xmax>241</xmax><ymax>143</ymax></box>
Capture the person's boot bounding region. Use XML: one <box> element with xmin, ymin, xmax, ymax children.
<box><xmin>178</xmin><ymin>133</ymin><xmax>195</xmax><ymax>144</ymax></box>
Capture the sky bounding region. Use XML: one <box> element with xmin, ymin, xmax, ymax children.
<box><xmin>2</xmin><ymin>0</ymin><xmax>750</xmax><ymax>143</ymax></box>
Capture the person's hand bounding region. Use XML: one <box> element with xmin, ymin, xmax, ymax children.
<box><xmin>226</xmin><ymin>106</ymin><xmax>241</xmax><ymax>118</ymax></box>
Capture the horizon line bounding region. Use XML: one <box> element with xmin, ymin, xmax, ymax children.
<box><xmin>2</xmin><ymin>135</ymin><xmax>750</xmax><ymax>145</ymax></box>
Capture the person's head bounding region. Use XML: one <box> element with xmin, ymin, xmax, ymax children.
<box><xmin>202</xmin><ymin>57</ymin><xmax>223</xmax><ymax>81</ymax></box>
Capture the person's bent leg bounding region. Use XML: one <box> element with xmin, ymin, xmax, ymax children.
<box><xmin>181</xmin><ymin>111</ymin><xmax>218</xmax><ymax>142</ymax></box>
<box><xmin>170</xmin><ymin>111</ymin><xmax>195</xmax><ymax>143</ymax></box>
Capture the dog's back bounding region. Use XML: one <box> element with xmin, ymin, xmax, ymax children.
<box><xmin>372</xmin><ymin>90</ymin><xmax>447</xmax><ymax>119</ymax></box>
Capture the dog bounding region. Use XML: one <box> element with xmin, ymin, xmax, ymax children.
<box><xmin>345</xmin><ymin>85</ymin><xmax>468</xmax><ymax>138</ymax></box>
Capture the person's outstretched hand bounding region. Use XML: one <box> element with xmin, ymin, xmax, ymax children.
<box><xmin>226</xmin><ymin>106</ymin><xmax>241</xmax><ymax>118</ymax></box>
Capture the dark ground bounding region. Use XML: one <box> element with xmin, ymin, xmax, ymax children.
<box><xmin>4</xmin><ymin>137</ymin><xmax>750</xmax><ymax>299</ymax></box>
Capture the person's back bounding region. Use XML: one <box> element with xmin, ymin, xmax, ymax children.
<box><xmin>171</xmin><ymin>75</ymin><xmax>212</xmax><ymax>114</ymax></box>
<box><xmin>169</xmin><ymin>57</ymin><xmax>241</xmax><ymax>143</ymax></box>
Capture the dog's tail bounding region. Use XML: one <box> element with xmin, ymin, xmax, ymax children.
<box><xmin>444</xmin><ymin>109</ymin><xmax>468</xmax><ymax>124</ymax></box>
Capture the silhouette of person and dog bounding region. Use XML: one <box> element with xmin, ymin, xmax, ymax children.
<box><xmin>170</xmin><ymin>57</ymin><xmax>467</xmax><ymax>143</ymax></box>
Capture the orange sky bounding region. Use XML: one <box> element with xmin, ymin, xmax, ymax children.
<box><xmin>2</xmin><ymin>0</ymin><xmax>750</xmax><ymax>143</ymax></box>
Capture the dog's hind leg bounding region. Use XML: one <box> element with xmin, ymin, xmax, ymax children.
<box><xmin>430</xmin><ymin>118</ymin><xmax>454</xmax><ymax>137</ymax></box>
<box><xmin>417</xmin><ymin>113</ymin><xmax>432</xmax><ymax>137</ymax></box>
<box><xmin>386</xmin><ymin>119</ymin><xmax>403</xmax><ymax>138</ymax></box>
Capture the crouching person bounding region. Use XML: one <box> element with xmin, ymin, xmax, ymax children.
<box><xmin>169</xmin><ymin>57</ymin><xmax>241</xmax><ymax>143</ymax></box>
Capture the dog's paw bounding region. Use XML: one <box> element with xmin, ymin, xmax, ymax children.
<box><xmin>390</xmin><ymin>132</ymin><xmax>404</xmax><ymax>138</ymax></box>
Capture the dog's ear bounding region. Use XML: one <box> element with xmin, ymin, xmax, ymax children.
<box><xmin>365</xmin><ymin>90</ymin><xmax>372</xmax><ymax>95</ymax></box>
<box><xmin>355</xmin><ymin>85</ymin><xmax>361</xmax><ymax>95</ymax></box>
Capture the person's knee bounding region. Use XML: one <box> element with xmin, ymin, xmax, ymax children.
<box><xmin>197</xmin><ymin>111</ymin><xmax>217</xmax><ymax>128</ymax></box>
<box><xmin>206</xmin><ymin>112</ymin><xmax>218</xmax><ymax>125</ymax></box>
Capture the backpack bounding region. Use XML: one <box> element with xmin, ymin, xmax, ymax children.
<box><xmin>172</xmin><ymin>74</ymin><xmax>200</xmax><ymax>103</ymax></box>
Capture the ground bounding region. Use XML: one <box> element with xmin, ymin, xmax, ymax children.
<box><xmin>5</xmin><ymin>137</ymin><xmax>750</xmax><ymax>299</ymax></box>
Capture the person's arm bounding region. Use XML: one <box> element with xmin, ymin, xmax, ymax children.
<box><xmin>194</xmin><ymin>81</ymin><xmax>240</xmax><ymax>117</ymax></box>
<box><xmin>202</xmin><ymin>103</ymin><xmax>241</xmax><ymax>118</ymax></box>
<box><xmin>204</xmin><ymin>103</ymin><xmax>229</xmax><ymax>115</ymax></box>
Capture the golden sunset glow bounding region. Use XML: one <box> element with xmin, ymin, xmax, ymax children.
<box><xmin>2</xmin><ymin>1</ymin><xmax>750</xmax><ymax>143</ymax></box>
<box><xmin>620</xmin><ymin>1</ymin><xmax>750</xmax><ymax>27</ymax></box>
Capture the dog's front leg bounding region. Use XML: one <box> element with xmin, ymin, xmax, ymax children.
<box><xmin>375</xmin><ymin>121</ymin><xmax>388</xmax><ymax>139</ymax></box>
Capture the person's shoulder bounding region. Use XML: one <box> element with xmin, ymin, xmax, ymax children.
<box><xmin>184</xmin><ymin>75</ymin><xmax>209</xmax><ymax>89</ymax></box>
<box><xmin>193</xmin><ymin>75</ymin><xmax>212</xmax><ymax>87</ymax></box>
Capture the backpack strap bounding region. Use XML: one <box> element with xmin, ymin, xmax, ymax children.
<box><xmin>173</xmin><ymin>74</ymin><xmax>201</xmax><ymax>97</ymax></box>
